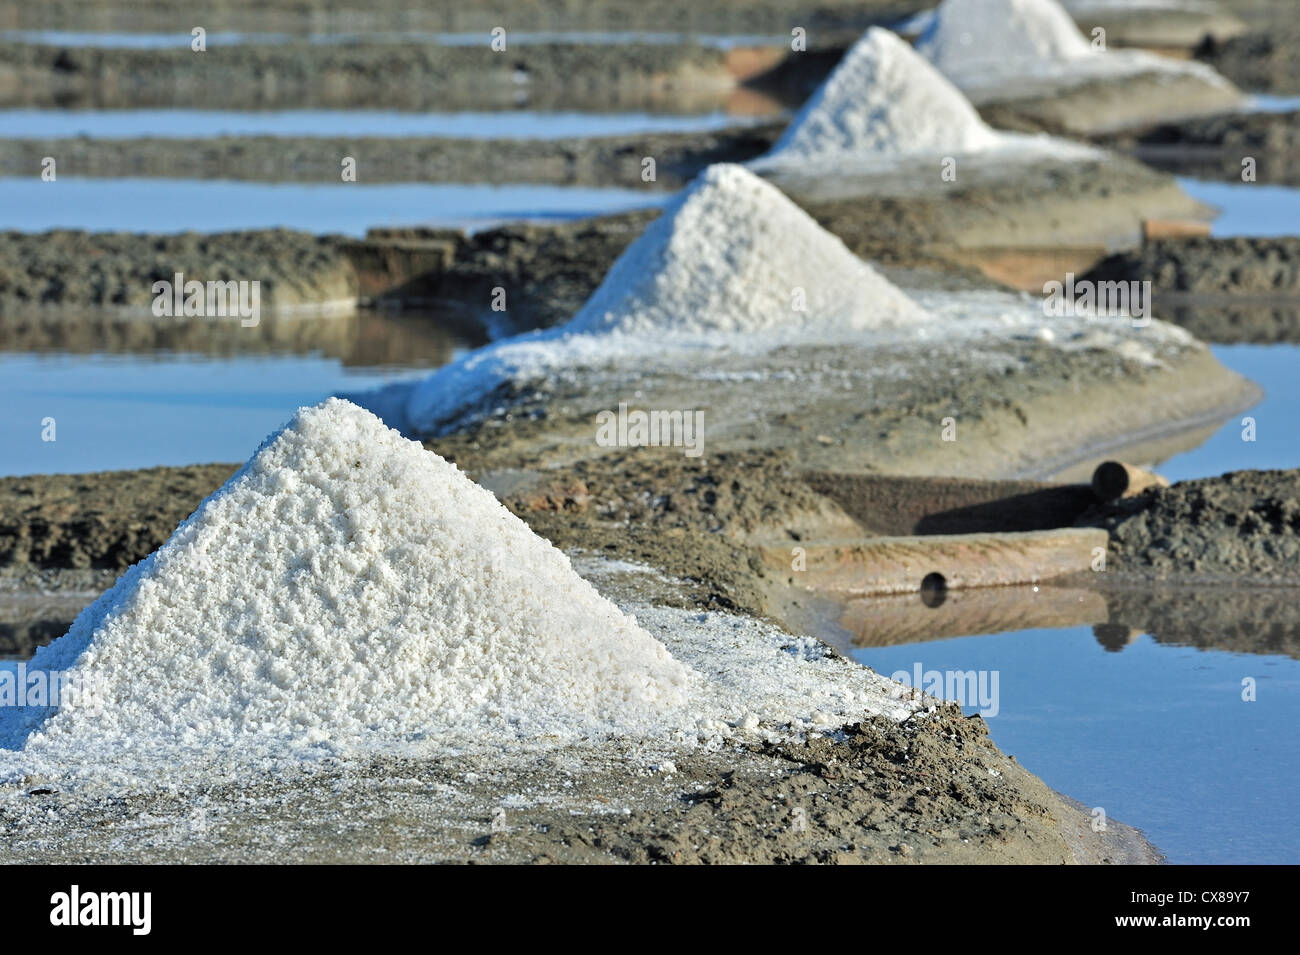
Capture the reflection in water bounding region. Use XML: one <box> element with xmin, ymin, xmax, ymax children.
<box><xmin>0</xmin><ymin>307</ymin><xmax>487</xmax><ymax>369</ymax></box>
<box><xmin>0</xmin><ymin>306</ymin><xmax>484</xmax><ymax>475</ymax></box>
<box><xmin>1162</xmin><ymin>302</ymin><xmax>1300</xmax><ymax>346</ymax></box>
<box><xmin>845</xmin><ymin>583</ymin><xmax>1300</xmax><ymax>864</ymax></box>
<box><xmin>840</xmin><ymin>580</ymin><xmax>1300</xmax><ymax>660</ymax></box>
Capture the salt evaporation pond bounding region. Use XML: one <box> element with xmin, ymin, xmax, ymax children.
<box><xmin>1245</xmin><ymin>95</ymin><xmax>1300</xmax><ymax>114</ymax></box>
<box><xmin>1177</xmin><ymin>179</ymin><xmax>1300</xmax><ymax>237</ymax></box>
<box><xmin>850</xmin><ymin>616</ymin><xmax>1300</xmax><ymax>864</ymax></box>
<box><xmin>0</xmin><ymin>177</ymin><xmax>668</xmax><ymax>235</ymax></box>
<box><xmin>0</xmin><ymin>107</ymin><xmax>776</xmax><ymax>140</ymax></box>
<box><xmin>0</xmin><ymin>311</ymin><xmax>483</xmax><ymax>475</ymax></box>
<box><xmin>1157</xmin><ymin>344</ymin><xmax>1300</xmax><ymax>481</ymax></box>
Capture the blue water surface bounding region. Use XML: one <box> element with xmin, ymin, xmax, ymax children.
<box><xmin>0</xmin><ymin>107</ymin><xmax>775</xmax><ymax>140</ymax></box>
<box><xmin>0</xmin><ymin>177</ymin><xmax>667</xmax><ymax>235</ymax></box>
<box><xmin>853</xmin><ymin>627</ymin><xmax>1300</xmax><ymax>864</ymax></box>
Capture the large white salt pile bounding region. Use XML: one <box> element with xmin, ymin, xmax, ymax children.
<box><xmin>565</xmin><ymin>163</ymin><xmax>928</xmax><ymax>336</ymax></box>
<box><xmin>401</xmin><ymin>163</ymin><xmax>931</xmax><ymax>433</ymax></box>
<box><xmin>0</xmin><ymin>399</ymin><xmax>700</xmax><ymax>757</ymax></box>
<box><xmin>917</xmin><ymin>0</ymin><xmax>1236</xmax><ymax>96</ymax></box>
<box><xmin>753</xmin><ymin>27</ymin><xmax>1004</xmax><ymax>171</ymax></box>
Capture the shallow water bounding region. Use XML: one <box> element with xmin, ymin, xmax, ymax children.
<box><xmin>0</xmin><ymin>310</ymin><xmax>482</xmax><ymax>476</ymax></box>
<box><xmin>0</xmin><ymin>107</ymin><xmax>776</xmax><ymax>140</ymax></box>
<box><xmin>1177</xmin><ymin>178</ymin><xmax>1300</xmax><ymax>237</ymax></box>
<box><xmin>1157</xmin><ymin>343</ymin><xmax>1299</xmax><ymax>480</ymax></box>
<box><xmin>848</xmin><ymin>595</ymin><xmax>1300</xmax><ymax>865</ymax></box>
<box><xmin>0</xmin><ymin>177</ymin><xmax>667</xmax><ymax>235</ymax></box>
<box><xmin>0</xmin><ymin>29</ymin><xmax>789</xmax><ymax>50</ymax></box>
<box><xmin>1243</xmin><ymin>94</ymin><xmax>1300</xmax><ymax>114</ymax></box>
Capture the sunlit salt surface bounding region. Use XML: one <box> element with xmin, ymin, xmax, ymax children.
<box><xmin>1177</xmin><ymin>178</ymin><xmax>1300</xmax><ymax>237</ymax></box>
<box><xmin>0</xmin><ymin>177</ymin><xmax>668</xmax><ymax>235</ymax></box>
<box><xmin>0</xmin><ymin>29</ymin><xmax>789</xmax><ymax>50</ymax></box>
<box><xmin>851</xmin><ymin>619</ymin><xmax>1300</xmax><ymax>865</ymax></box>
<box><xmin>0</xmin><ymin>108</ymin><xmax>776</xmax><ymax>140</ymax></box>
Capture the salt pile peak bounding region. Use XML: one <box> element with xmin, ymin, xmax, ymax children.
<box><xmin>753</xmin><ymin>27</ymin><xmax>1003</xmax><ymax>171</ymax></box>
<box><xmin>919</xmin><ymin>0</ymin><xmax>1093</xmax><ymax>78</ymax></box>
<box><xmin>565</xmin><ymin>163</ymin><xmax>928</xmax><ymax>336</ymax></box>
<box><xmin>3</xmin><ymin>399</ymin><xmax>698</xmax><ymax>755</ymax></box>
<box><xmin>917</xmin><ymin>0</ymin><xmax>1236</xmax><ymax>93</ymax></box>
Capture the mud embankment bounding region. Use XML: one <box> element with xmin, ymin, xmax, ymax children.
<box><xmin>1087</xmin><ymin>237</ymin><xmax>1300</xmax><ymax>297</ymax></box>
<box><xmin>1196</xmin><ymin>27</ymin><xmax>1300</xmax><ymax>95</ymax></box>
<box><xmin>1100</xmin><ymin>468</ymin><xmax>1300</xmax><ymax>582</ymax></box>
<box><xmin>1085</xmin><ymin>238</ymin><xmax>1300</xmax><ymax>343</ymax></box>
<box><xmin>0</xmin><ymin>124</ymin><xmax>786</xmax><ymax>188</ymax></box>
<box><xmin>0</xmin><ymin>41</ymin><xmax>814</xmax><ymax>111</ymax></box>
<box><xmin>974</xmin><ymin>70</ymin><xmax>1244</xmax><ymax>138</ymax></box>
<box><xmin>0</xmin><ymin>0</ymin><xmax>914</xmax><ymax>37</ymax></box>
<box><xmin>1097</xmin><ymin>109</ymin><xmax>1300</xmax><ymax>186</ymax></box>
<box><xmin>0</xmin><ymin>229</ymin><xmax>358</xmax><ymax>313</ymax></box>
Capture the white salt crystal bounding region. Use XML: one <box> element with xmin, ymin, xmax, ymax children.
<box><xmin>917</xmin><ymin>0</ymin><xmax>1237</xmax><ymax>97</ymax></box>
<box><xmin>2</xmin><ymin>399</ymin><xmax>700</xmax><ymax>755</ymax></box>
<box><xmin>754</xmin><ymin>27</ymin><xmax>1004</xmax><ymax>171</ymax></box>
<box><xmin>565</xmin><ymin>163</ymin><xmax>929</xmax><ymax>336</ymax></box>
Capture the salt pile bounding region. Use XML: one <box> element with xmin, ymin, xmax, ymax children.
<box><xmin>565</xmin><ymin>163</ymin><xmax>928</xmax><ymax>336</ymax></box>
<box><xmin>752</xmin><ymin>27</ymin><xmax>1004</xmax><ymax>171</ymax></box>
<box><xmin>403</xmin><ymin>163</ymin><xmax>930</xmax><ymax>433</ymax></box>
<box><xmin>922</xmin><ymin>0</ymin><xmax>1093</xmax><ymax>72</ymax></box>
<box><xmin>0</xmin><ymin>399</ymin><xmax>701</xmax><ymax>759</ymax></box>
<box><xmin>916</xmin><ymin>0</ymin><xmax>1236</xmax><ymax>96</ymax></box>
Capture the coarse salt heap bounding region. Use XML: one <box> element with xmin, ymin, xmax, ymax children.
<box><xmin>753</xmin><ymin>27</ymin><xmax>1003</xmax><ymax>171</ymax></box>
<box><xmin>920</xmin><ymin>0</ymin><xmax>1093</xmax><ymax>79</ymax></box>
<box><xmin>917</xmin><ymin>0</ymin><xmax>1236</xmax><ymax>94</ymax></box>
<box><xmin>3</xmin><ymin>399</ymin><xmax>698</xmax><ymax>755</ymax></box>
<box><xmin>565</xmin><ymin>163</ymin><xmax>929</xmax><ymax>335</ymax></box>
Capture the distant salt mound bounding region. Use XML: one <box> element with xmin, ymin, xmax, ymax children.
<box><xmin>2</xmin><ymin>399</ymin><xmax>698</xmax><ymax>756</ymax></box>
<box><xmin>566</xmin><ymin>163</ymin><xmax>928</xmax><ymax>336</ymax></box>
<box><xmin>401</xmin><ymin>164</ymin><xmax>930</xmax><ymax>433</ymax></box>
<box><xmin>918</xmin><ymin>0</ymin><xmax>1235</xmax><ymax>94</ymax></box>
<box><xmin>753</xmin><ymin>27</ymin><xmax>1004</xmax><ymax>171</ymax></box>
<box><xmin>921</xmin><ymin>0</ymin><xmax>1092</xmax><ymax>77</ymax></box>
